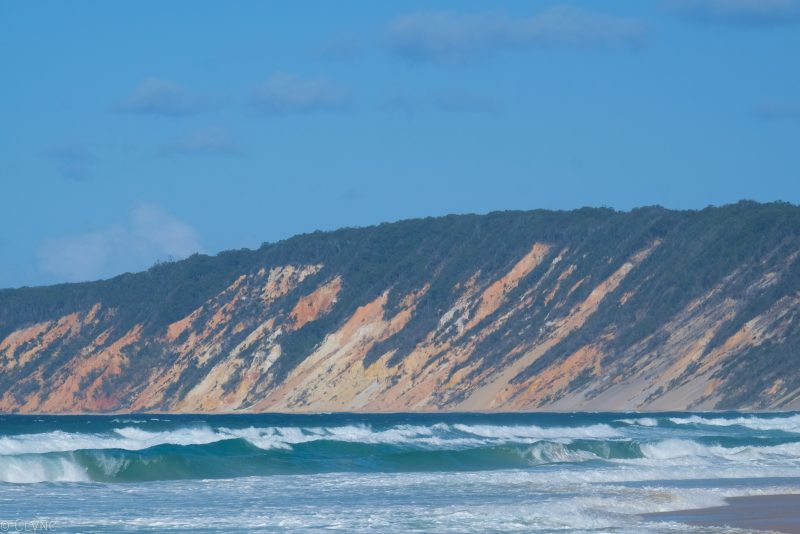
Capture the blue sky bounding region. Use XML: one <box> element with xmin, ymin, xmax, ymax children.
<box><xmin>1</xmin><ymin>0</ymin><xmax>799</xmax><ymax>288</ymax></box>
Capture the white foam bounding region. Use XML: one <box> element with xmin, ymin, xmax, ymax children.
<box><xmin>669</xmin><ymin>414</ymin><xmax>800</xmax><ymax>433</ymax></box>
<box><xmin>93</xmin><ymin>453</ymin><xmax>131</xmax><ymax>478</ymax></box>
<box><xmin>23</xmin><ymin>471</ymin><xmax>800</xmax><ymax>531</ymax></box>
<box><xmin>453</xmin><ymin>423</ymin><xmax>622</xmax><ymax>440</ymax></box>
<box><xmin>0</xmin><ymin>455</ymin><xmax>89</xmax><ymax>483</ymax></box>
<box><xmin>523</xmin><ymin>441</ymin><xmax>599</xmax><ymax>464</ymax></box>
<box><xmin>615</xmin><ymin>417</ymin><xmax>659</xmax><ymax>427</ymax></box>
<box><xmin>1</xmin><ymin>419</ymin><xmax>796</xmax><ymax>465</ymax></box>
<box><xmin>110</xmin><ymin>418</ymin><xmax>148</xmax><ymax>424</ymax></box>
<box><xmin>0</xmin><ymin>426</ymin><xmax>226</xmax><ymax>455</ymax></box>
<box><xmin>638</xmin><ymin>438</ymin><xmax>800</xmax><ymax>465</ymax></box>
<box><xmin>0</xmin><ymin>424</ymin><xmax>479</xmax><ymax>455</ymax></box>
<box><xmin>221</xmin><ymin>423</ymin><xmax>484</xmax><ymax>449</ymax></box>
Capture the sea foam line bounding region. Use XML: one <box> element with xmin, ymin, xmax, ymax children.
<box><xmin>668</xmin><ymin>414</ymin><xmax>800</xmax><ymax>433</ymax></box>
<box><xmin>0</xmin><ymin>423</ymin><xmax>622</xmax><ymax>455</ymax></box>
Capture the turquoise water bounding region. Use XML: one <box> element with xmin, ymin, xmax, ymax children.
<box><xmin>1</xmin><ymin>412</ymin><xmax>799</xmax><ymax>532</ymax></box>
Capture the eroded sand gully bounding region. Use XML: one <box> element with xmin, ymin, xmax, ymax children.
<box><xmin>454</xmin><ymin>241</ymin><xmax>662</xmax><ymax>410</ymax></box>
<box><xmin>149</xmin><ymin>264</ymin><xmax>330</xmax><ymax>411</ymax></box>
<box><xmin>544</xmin><ymin>268</ymin><xmax>800</xmax><ymax>411</ymax></box>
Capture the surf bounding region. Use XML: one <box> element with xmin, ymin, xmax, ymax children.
<box><xmin>1</xmin><ymin>412</ymin><xmax>799</xmax><ymax>484</ymax></box>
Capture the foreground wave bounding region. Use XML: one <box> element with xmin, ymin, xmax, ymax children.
<box><xmin>3</xmin><ymin>412</ymin><xmax>800</xmax><ymax>533</ymax></box>
<box><xmin>1</xmin><ymin>412</ymin><xmax>800</xmax><ymax>484</ymax></box>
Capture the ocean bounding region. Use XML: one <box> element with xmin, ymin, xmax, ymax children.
<box><xmin>1</xmin><ymin>412</ymin><xmax>799</xmax><ymax>532</ymax></box>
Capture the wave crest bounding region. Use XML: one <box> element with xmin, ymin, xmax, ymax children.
<box><xmin>668</xmin><ymin>414</ymin><xmax>800</xmax><ymax>433</ymax></box>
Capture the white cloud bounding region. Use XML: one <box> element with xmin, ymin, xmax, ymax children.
<box><xmin>159</xmin><ymin>127</ymin><xmax>242</xmax><ymax>156</ymax></box>
<box><xmin>130</xmin><ymin>204</ymin><xmax>201</xmax><ymax>259</ymax></box>
<box><xmin>115</xmin><ymin>78</ymin><xmax>209</xmax><ymax>117</ymax></box>
<box><xmin>387</xmin><ymin>6</ymin><xmax>647</xmax><ymax>63</ymax></box>
<box><xmin>250</xmin><ymin>74</ymin><xmax>351</xmax><ymax>114</ymax></box>
<box><xmin>381</xmin><ymin>91</ymin><xmax>498</xmax><ymax>114</ymax></box>
<box><xmin>37</xmin><ymin>204</ymin><xmax>203</xmax><ymax>282</ymax></box>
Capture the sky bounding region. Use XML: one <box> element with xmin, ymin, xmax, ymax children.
<box><xmin>1</xmin><ymin>0</ymin><xmax>799</xmax><ymax>289</ymax></box>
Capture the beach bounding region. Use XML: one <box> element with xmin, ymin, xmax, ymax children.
<box><xmin>643</xmin><ymin>494</ymin><xmax>800</xmax><ymax>533</ymax></box>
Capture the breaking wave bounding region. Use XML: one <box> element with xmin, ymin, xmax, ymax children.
<box><xmin>668</xmin><ymin>414</ymin><xmax>800</xmax><ymax>433</ymax></box>
<box><xmin>1</xmin><ymin>413</ymin><xmax>799</xmax><ymax>484</ymax></box>
<box><xmin>0</xmin><ymin>422</ymin><xmax>622</xmax><ymax>456</ymax></box>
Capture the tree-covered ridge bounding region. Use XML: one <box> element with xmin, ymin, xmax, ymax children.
<box><xmin>0</xmin><ymin>201</ymin><xmax>798</xmax><ymax>412</ymax></box>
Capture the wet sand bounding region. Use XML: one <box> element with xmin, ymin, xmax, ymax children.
<box><xmin>642</xmin><ymin>494</ymin><xmax>800</xmax><ymax>533</ymax></box>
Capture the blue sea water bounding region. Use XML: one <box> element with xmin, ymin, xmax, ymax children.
<box><xmin>1</xmin><ymin>412</ymin><xmax>799</xmax><ymax>532</ymax></box>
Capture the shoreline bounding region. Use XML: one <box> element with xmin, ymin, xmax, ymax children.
<box><xmin>2</xmin><ymin>409</ymin><xmax>799</xmax><ymax>416</ymax></box>
<box><xmin>642</xmin><ymin>494</ymin><xmax>800</xmax><ymax>533</ymax></box>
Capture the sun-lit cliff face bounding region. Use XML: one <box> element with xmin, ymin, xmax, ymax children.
<box><xmin>1</xmin><ymin>202</ymin><xmax>799</xmax><ymax>413</ymax></box>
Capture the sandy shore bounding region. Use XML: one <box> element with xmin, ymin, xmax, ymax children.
<box><xmin>642</xmin><ymin>494</ymin><xmax>800</xmax><ymax>533</ymax></box>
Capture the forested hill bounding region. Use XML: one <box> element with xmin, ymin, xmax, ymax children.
<box><xmin>1</xmin><ymin>201</ymin><xmax>799</xmax><ymax>413</ymax></box>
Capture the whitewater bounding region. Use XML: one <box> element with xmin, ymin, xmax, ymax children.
<box><xmin>1</xmin><ymin>412</ymin><xmax>799</xmax><ymax>532</ymax></box>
